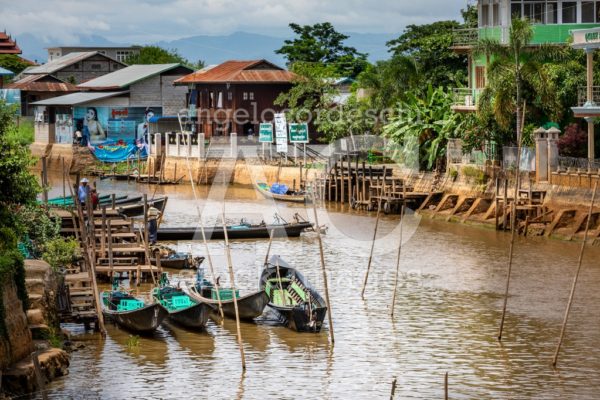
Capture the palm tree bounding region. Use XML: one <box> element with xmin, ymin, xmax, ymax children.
<box><xmin>476</xmin><ymin>18</ymin><xmax>562</xmax><ymax>143</ymax></box>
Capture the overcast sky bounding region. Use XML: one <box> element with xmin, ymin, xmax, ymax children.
<box><xmin>1</xmin><ymin>0</ymin><xmax>470</xmax><ymax>43</ymax></box>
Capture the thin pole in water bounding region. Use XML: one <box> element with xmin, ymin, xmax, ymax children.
<box><xmin>185</xmin><ymin>159</ymin><xmax>224</xmax><ymax>321</ymax></box>
<box><xmin>552</xmin><ymin>181</ymin><xmax>598</xmax><ymax>367</ymax></box>
<box><xmin>221</xmin><ymin>210</ymin><xmax>246</xmax><ymax>371</ymax></box>
<box><xmin>311</xmin><ymin>191</ymin><xmax>335</xmax><ymax>344</ymax></box>
<box><xmin>444</xmin><ymin>372</ymin><xmax>448</xmax><ymax>400</ymax></box>
<box><xmin>264</xmin><ymin>227</ymin><xmax>276</xmax><ymax>265</ymax></box>
<box><xmin>498</xmin><ymin>102</ymin><xmax>526</xmax><ymax>341</ymax></box>
<box><xmin>389</xmin><ymin>377</ymin><xmax>397</xmax><ymax>400</ymax></box>
<box><xmin>361</xmin><ymin>191</ymin><xmax>384</xmax><ymax>300</ymax></box>
<box><xmin>390</xmin><ymin>202</ymin><xmax>405</xmax><ymax>318</ymax></box>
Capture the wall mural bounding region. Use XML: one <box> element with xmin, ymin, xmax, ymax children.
<box><xmin>0</xmin><ymin>89</ymin><xmax>21</xmax><ymax>115</ymax></box>
<box><xmin>73</xmin><ymin>106</ymin><xmax>162</xmax><ymax>145</ymax></box>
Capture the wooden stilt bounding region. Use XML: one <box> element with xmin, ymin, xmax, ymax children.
<box><xmin>221</xmin><ymin>211</ymin><xmax>246</xmax><ymax>370</ymax></box>
<box><xmin>311</xmin><ymin>193</ymin><xmax>335</xmax><ymax>344</ymax></box>
<box><xmin>552</xmin><ymin>182</ymin><xmax>598</xmax><ymax>367</ymax></box>
<box><xmin>390</xmin><ymin>377</ymin><xmax>397</xmax><ymax>400</ymax></box>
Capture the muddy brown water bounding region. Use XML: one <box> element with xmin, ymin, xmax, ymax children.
<box><xmin>37</xmin><ymin>176</ymin><xmax>600</xmax><ymax>399</ymax></box>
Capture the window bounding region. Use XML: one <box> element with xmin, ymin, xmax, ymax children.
<box><xmin>475</xmin><ymin>66</ymin><xmax>486</xmax><ymax>89</ymax></box>
<box><xmin>116</xmin><ymin>50</ymin><xmax>131</xmax><ymax>62</ymax></box>
<box><xmin>249</xmin><ymin>92</ymin><xmax>254</xmax><ymax>101</ymax></box>
<box><xmin>481</xmin><ymin>4</ymin><xmax>489</xmax><ymax>26</ymax></box>
<box><xmin>562</xmin><ymin>1</ymin><xmax>577</xmax><ymax>22</ymax></box>
<box><xmin>547</xmin><ymin>2</ymin><xmax>558</xmax><ymax>23</ymax></box>
<box><xmin>243</xmin><ymin>92</ymin><xmax>248</xmax><ymax>100</ymax></box>
<box><xmin>493</xmin><ymin>3</ymin><xmax>500</xmax><ymax>25</ymax></box>
<box><xmin>582</xmin><ymin>2</ymin><xmax>595</xmax><ymax>22</ymax></box>
<box><xmin>511</xmin><ymin>2</ymin><xmax>522</xmax><ymax>19</ymax></box>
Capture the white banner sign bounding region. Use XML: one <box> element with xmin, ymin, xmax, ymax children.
<box><xmin>274</xmin><ymin>113</ymin><xmax>288</xmax><ymax>153</ymax></box>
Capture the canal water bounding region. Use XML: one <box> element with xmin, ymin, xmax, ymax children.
<box><xmin>41</xmin><ymin>177</ymin><xmax>600</xmax><ymax>399</ymax></box>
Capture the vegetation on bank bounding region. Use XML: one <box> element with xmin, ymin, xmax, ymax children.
<box><xmin>0</xmin><ymin>100</ymin><xmax>78</xmax><ymax>336</ymax></box>
<box><xmin>276</xmin><ymin>6</ymin><xmax>596</xmax><ymax>170</ymax></box>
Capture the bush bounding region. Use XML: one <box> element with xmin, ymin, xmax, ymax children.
<box><xmin>42</xmin><ymin>237</ymin><xmax>80</xmax><ymax>272</ymax></box>
<box><xmin>461</xmin><ymin>166</ymin><xmax>488</xmax><ymax>185</ymax></box>
<box><xmin>558</xmin><ymin>123</ymin><xmax>587</xmax><ymax>158</ymax></box>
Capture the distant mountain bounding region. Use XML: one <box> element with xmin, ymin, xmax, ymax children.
<box><xmin>18</xmin><ymin>31</ymin><xmax>398</xmax><ymax>66</ymax></box>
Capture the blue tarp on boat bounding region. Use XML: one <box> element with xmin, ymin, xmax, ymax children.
<box><xmin>270</xmin><ymin>183</ymin><xmax>288</xmax><ymax>195</ymax></box>
<box><xmin>90</xmin><ymin>142</ymin><xmax>147</xmax><ymax>162</ymax></box>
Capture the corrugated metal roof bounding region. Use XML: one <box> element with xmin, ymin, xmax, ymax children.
<box><xmin>0</xmin><ymin>66</ymin><xmax>14</xmax><ymax>75</ymax></box>
<box><xmin>31</xmin><ymin>91</ymin><xmax>128</xmax><ymax>106</ymax></box>
<box><xmin>25</xmin><ymin>52</ymin><xmax>117</xmax><ymax>74</ymax></box>
<box><xmin>175</xmin><ymin>60</ymin><xmax>295</xmax><ymax>84</ymax></box>
<box><xmin>78</xmin><ymin>63</ymin><xmax>186</xmax><ymax>89</ymax></box>
<box><xmin>7</xmin><ymin>74</ymin><xmax>77</xmax><ymax>92</ymax></box>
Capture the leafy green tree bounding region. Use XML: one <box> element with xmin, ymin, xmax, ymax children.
<box><xmin>0</xmin><ymin>54</ymin><xmax>31</xmax><ymax>75</ymax></box>
<box><xmin>357</xmin><ymin>54</ymin><xmax>420</xmax><ymax>114</ymax></box>
<box><xmin>475</xmin><ymin>18</ymin><xmax>563</xmax><ymax>143</ymax></box>
<box><xmin>125</xmin><ymin>46</ymin><xmax>203</xmax><ymax>70</ymax></box>
<box><xmin>316</xmin><ymin>96</ymin><xmax>377</xmax><ymax>143</ymax></box>
<box><xmin>382</xmin><ymin>86</ymin><xmax>467</xmax><ymax>170</ymax></box>
<box><xmin>276</xmin><ymin>22</ymin><xmax>369</xmax><ymax>78</ymax></box>
<box><xmin>386</xmin><ymin>20</ymin><xmax>467</xmax><ymax>89</ymax></box>
<box><xmin>274</xmin><ymin>62</ymin><xmax>339</xmax><ymax>123</ymax></box>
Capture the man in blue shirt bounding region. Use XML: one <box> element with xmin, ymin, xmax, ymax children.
<box><xmin>78</xmin><ymin>178</ymin><xmax>90</xmax><ymax>205</ymax></box>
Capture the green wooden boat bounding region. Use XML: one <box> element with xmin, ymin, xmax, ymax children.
<box><xmin>152</xmin><ymin>274</ymin><xmax>210</xmax><ymax>329</ymax></box>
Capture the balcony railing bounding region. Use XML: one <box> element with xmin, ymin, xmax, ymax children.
<box><xmin>452</xmin><ymin>28</ymin><xmax>479</xmax><ymax>47</ymax></box>
<box><xmin>452</xmin><ymin>27</ymin><xmax>508</xmax><ymax>48</ymax></box>
<box><xmin>451</xmin><ymin>88</ymin><xmax>482</xmax><ymax>108</ymax></box>
<box><xmin>577</xmin><ymin>86</ymin><xmax>600</xmax><ymax>106</ymax></box>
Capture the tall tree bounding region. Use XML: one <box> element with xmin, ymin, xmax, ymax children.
<box><xmin>386</xmin><ymin>20</ymin><xmax>466</xmax><ymax>89</ymax></box>
<box><xmin>125</xmin><ymin>46</ymin><xmax>204</xmax><ymax>70</ymax></box>
<box><xmin>276</xmin><ymin>22</ymin><xmax>368</xmax><ymax>78</ymax></box>
<box><xmin>476</xmin><ymin>18</ymin><xmax>563</xmax><ymax>143</ymax></box>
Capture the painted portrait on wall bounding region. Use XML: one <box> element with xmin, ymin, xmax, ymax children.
<box><xmin>73</xmin><ymin>106</ymin><xmax>162</xmax><ymax>145</ymax></box>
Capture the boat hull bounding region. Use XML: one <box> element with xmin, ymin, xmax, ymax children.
<box><xmin>269</xmin><ymin>304</ymin><xmax>327</xmax><ymax>332</ymax></box>
<box><xmin>157</xmin><ymin>222</ymin><xmax>313</xmax><ymax>241</ymax></box>
<box><xmin>188</xmin><ymin>289</ymin><xmax>269</xmax><ymax>320</ymax></box>
<box><xmin>117</xmin><ymin>197</ymin><xmax>167</xmax><ymax>217</ymax></box>
<box><xmin>103</xmin><ymin>303</ymin><xmax>168</xmax><ymax>333</ymax></box>
<box><xmin>167</xmin><ymin>302</ymin><xmax>210</xmax><ymax>329</ymax></box>
<box><xmin>256</xmin><ymin>183</ymin><xmax>307</xmax><ymax>203</ymax></box>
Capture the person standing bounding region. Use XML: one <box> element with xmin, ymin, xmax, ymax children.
<box><xmin>78</xmin><ymin>178</ymin><xmax>90</xmax><ymax>206</ymax></box>
<box><xmin>147</xmin><ymin>205</ymin><xmax>161</xmax><ymax>245</ymax></box>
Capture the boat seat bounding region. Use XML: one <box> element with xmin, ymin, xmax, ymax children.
<box><xmin>272</xmin><ymin>289</ymin><xmax>295</xmax><ymax>306</ymax></box>
<box><xmin>171</xmin><ymin>295</ymin><xmax>192</xmax><ymax>309</ymax></box>
<box><xmin>117</xmin><ymin>299</ymin><xmax>144</xmax><ymax>311</ymax></box>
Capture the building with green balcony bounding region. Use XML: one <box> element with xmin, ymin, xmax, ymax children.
<box><xmin>451</xmin><ymin>0</ymin><xmax>600</xmax><ymax>112</ymax></box>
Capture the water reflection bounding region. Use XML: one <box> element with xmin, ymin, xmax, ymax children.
<box><xmin>40</xmin><ymin>174</ymin><xmax>600</xmax><ymax>399</ymax></box>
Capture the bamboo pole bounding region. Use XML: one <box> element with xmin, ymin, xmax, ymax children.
<box><xmin>361</xmin><ymin>194</ymin><xmax>383</xmax><ymax>299</ymax></box>
<box><xmin>444</xmin><ymin>372</ymin><xmax>448</xmax><ymax>400</ymax></box>
<box><xmin>389</xmin><ymin>377</ymin><xmax>397</xmax><ymax>400</ymax></box>
<box><xmin>264</xmin><ymin>227</ymin><xmax>276</xmax><ymax>265</ymax></box>
<box><xmin>552</xmin><ymin>181</ymin><xmax>598</xmax><ymax>367</ymax></box>
<box><xmin>221</xmin><ymin>211</ymin><xmax>246</xmax><ymax>371</ymax></box>
<box><xmin>498</xmin><ymin>102</ymin><xmax>526</xmax><ymax>341</ymax></box>
<box><xmin>311</xmin><ymin>192</ymin><xmax>335</xmax><ymax>344</ymax></box>
<box><xmin>274</xmin><ymin>257</ymin><xmax>287</xmax><ymax>306</ymax></box>
<box><xmin>185</xmin><ymin>159</ymin><xmax>224</xmax><ymax>320</ymax></box>
<box><xmin>390</xmin><ymin>202</ymin><xmax>405</xmax><ymax>318</ymax></box>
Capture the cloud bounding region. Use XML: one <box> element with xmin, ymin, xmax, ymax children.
<box><xmin>0</xmin><ymin>0</ymin><xmax>467</xmax><ymax>44</ymax></box>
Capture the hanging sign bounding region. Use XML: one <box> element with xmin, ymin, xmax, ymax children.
<box><xmin>259</xmin><ymin>122</ymin><xmax>273</xmax><ymax>143</ymax></box>
<box><xmin>274</xmin><ymin>113</ymin><xmax>288</xmax><ymax>153</ymax></box>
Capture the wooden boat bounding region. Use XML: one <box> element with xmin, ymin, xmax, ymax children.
<box><xmin>117</xmin><ymin>196</ymin><xmax>168</xmax><ymax>217</ymax></box>
<box><xmin>255</xmin><ymin>182</ymin><xmax>307</xmax><ymax>203</ymax></box>
<box><xmin>157</xmin><ymin>221</ymin><xmax>313</xmax><ymax>241</ymax></box>
<box><xmin>152</xmin><ymin>275</ymin><xmax>210</xmax><ymax>329</ymax></box>
<box><xmin>150</xmin><ymin>253</ymin><xmax>205</xmax><ymax>269</ymax></box>
<box><xmin>259</xmin><ymin>255</ymin><xmax>327</xmax><ymax>332</ymax></box>
<box><xmin>187</xmin><ymin>270</ymin><xmax>268</xmax><ymax>320</ymax></box>
<box><xmin>101</xmin><ymin>289</ymin><xmax>168</xmax><ymax>333</ymax></box>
